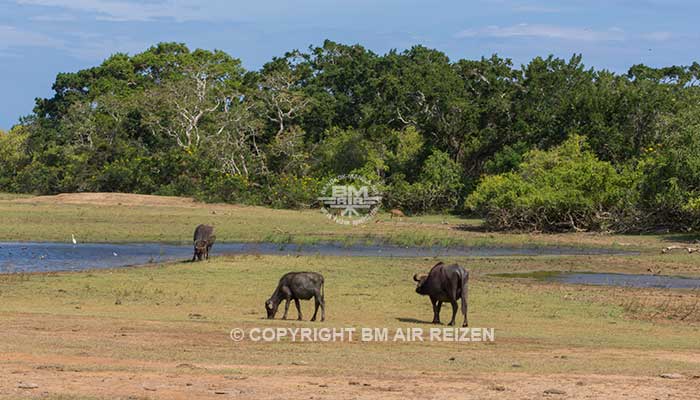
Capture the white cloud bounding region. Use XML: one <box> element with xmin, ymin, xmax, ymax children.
<box><xmin>64</xmin><ymin>33</ymin><xmax>147</xmax><ymax>60</ymax></box>
<box><xmin>15</xmin><ymin>0</ymin><xmax>312</xmax><ymax>23</ymax></box>
<box><xmin>30</xmin><ymin>13</ymin><xmax>78</xmax><ymax>22</ymax></box>
<box><xmin>0</xmin><ymin>24</ymin><xmax>146</xmax><ymax>61</ymax></box>
<box><xmin>642</xmin><ymin>31</ymin><xmax>673</xmax><ymax>41</ymax></box>
<box><xmin>511</xmin><ymin>4</ymin><xmax>562</xmax><ymax>13</ymax></box>
<box><xmin>455</xmin><ymin>23</ymin><xmax>626</xmax><ymax>42</ymax></box>
<box><xmin>0</xmin><ymin>25</ymin><xmax>63</xmax><ymax>49</ymax></box>
<box><xmin>16</xmin><ymin>0</ymin><xmax>203</xmax><ymax>22</ymax></box>
<box><xmin>0</xmin><ymin>50</ymin><xmax>21</xmax><ymax>58</ymax></box>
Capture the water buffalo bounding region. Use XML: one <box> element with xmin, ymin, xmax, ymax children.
<box><xmin>265</xmin><ymin>272</ymin><xmax>325</xmax><ymax>321</ymax></box>
<box><xmin>192</xmin><ymin>224</ymin><xmax>216</xmax><ymax>262</ymax></box>
<box><xmin>413</xmin><ymin>262</ymin><xmax>469</xmax><ymax>327</ymax></box>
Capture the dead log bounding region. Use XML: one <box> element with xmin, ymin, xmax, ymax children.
<box><xmin>661</xmin><ymin>245</ymin><xmax>700</xmax><ymax>254</ymax></box>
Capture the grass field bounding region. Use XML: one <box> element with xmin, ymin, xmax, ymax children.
<box><xmin>0</xmin><ymin>192</ymin><xmax>689</xmax><ymax>252</ymax></box>
<box><xmin>1</xmin><ymin>193</ymin><xmax>699</xmax><ymax>399</ymax></box>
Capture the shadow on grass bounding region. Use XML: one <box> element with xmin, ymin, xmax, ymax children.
<box><xmin>451</xmin><ymin>224</ymin><xmax>491</xmax><ymax>233</ymax></box>
<box><xmin>660</xmin><ymin>233</ymin><xmax>700</xmax><ymax>244</ymax></box>
<box><xmin>396</xmin><ymin>317</ymin><xmax>435</xmax><ymax>325</ymax></box>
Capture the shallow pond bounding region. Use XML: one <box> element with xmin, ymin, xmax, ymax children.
<box><xmin>493</xmin><ymin>271</ymin><xmax>700</xmax><ymax>289</ymax></box>
<box><xmin>0</xmin><ymin>241</ymin><xmax>636</xmax><ymax>274</ymax></box>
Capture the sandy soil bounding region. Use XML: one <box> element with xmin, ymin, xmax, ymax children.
<box><xmin>2</xmin><ymin>353</ymin><xmax>698</xmax><ymax>399</ymax></box>
<box><xmin>12</xmin><ymin>192</ymin><xmax>207</xmax><ymax>208</ymax></box>
<box><xmin>0</xmin><ymin>314</ymin><xmax>697</xmax><ymax>400</ymax></box>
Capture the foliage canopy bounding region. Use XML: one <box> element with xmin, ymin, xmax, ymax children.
<box><xmin>3</xmin><ymin>41</ymin><xmax>700</xmax><ymax>231</ymax></box>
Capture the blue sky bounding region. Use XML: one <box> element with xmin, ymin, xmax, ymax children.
<box><xmin>1</xmin><ymin>0</ymin><xmax>697</xmax><ymax>129</ymax></box>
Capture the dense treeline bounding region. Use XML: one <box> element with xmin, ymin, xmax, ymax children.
<box><xmin>1</xmin><ymin>41</ymin><xmax>700</xmax><ymax>232</ymax></box>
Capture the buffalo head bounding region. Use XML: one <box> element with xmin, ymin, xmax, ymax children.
<box><xmin>194</xmin><ymin>239</ymin><xmax>208</xmax><ymax>252</ymax></box>
<box><xmin>265</xmin><ymin>298</ymin><xmax>279</xmax><ymax>319</ymax></box>
<box><xmin>413</xmin><ymin>273</ymin><xmax>429</xmax><ymax>294</ymax></box>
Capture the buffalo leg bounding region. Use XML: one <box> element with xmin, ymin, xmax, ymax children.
<box><xmin>448</xmin><ymin>299</ymin><xmax>458</xmax><ymax>326</ymax></box>
<box><xmin>311</xmin><ymin>301</ymin><xmax>319</xmax><ymax>321</ymax></box>
<box><xmin>431</xmin><ymin>298</ymin><xmax>442</xmax><ymax>324</ymax></box>
<box><xmin>447</xmin><ymin>278</ymin><xmax>460</xmax><ymax>326</ymax></box>
<box><xmin>461</xmin><ymin>280</ymin><xmax>469</xmax><ymax>327</ymax></box>
<box><xmin>311</xmin><ymin>290</ymin><xmax>326</xmax><ymax>322</ymax></box>
<box><xmin>191</xmin><ymin>251</ymin><xmax>197</xmax><ymax>262</ymax></box>
<box><xmin>282</xmin><ymin>299</ymin><xmax>291</xmax><ymax>319</ymax></box>
<box><xmin>319</xmin><ymin>292</ymin><xmax>325</xmax><ymax>322</ymax></box>
<box><xmin>294</xmin><ymin>298</ymin><xmax>303</xmax><ymax>320</ymax></box>
<box><xmin>311</xmin><ymin>294</ymin><xmax>320</xmax><ymax>322</ymax></box>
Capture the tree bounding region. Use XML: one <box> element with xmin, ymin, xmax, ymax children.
<box><xmin>636</xmin><ymin>107</ymin><xmax>700</xmax><ymax>229</ymax></box>
<box><xmin>0</xmin><ymin>126</ymin><xmax>30</xmax><ymax>191</ymax></box>
<box><xmin>255</xmin><ymin>58</ymin><xmax>311</xmax><ymax>138</ymax></box>
<box><xmin>142</xmin><ymin>48</ymin><xmax>244</xmax><ymax>150</ymax></box>
<box><xmin>7</xmin><ymin>40</ymin><xmax>700</xmax><ymax>228</ymax></box>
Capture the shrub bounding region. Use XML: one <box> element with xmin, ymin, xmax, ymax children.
<box><xmin>635</xmin><ymin>110</ymin><xmax>700</xmax><ymax>230</ymax></box>
<box><xmin>0</xmin><ymin>126</ymin><xmax>30</xmax><ymax>191</ymax></box>
<box><xmin>382</xmin><ymin>150</ymin><xmax>463</xmax><ymax>213</ymax></box>
<box><xmin>466</xmin><ymin>135</ymin><xmax>632</xmax><ymax>232</ymax></box>
<box><xmin>268</xmin><ymin>174</ymin><xmax>323</xmax><ymax>209</ymax></box>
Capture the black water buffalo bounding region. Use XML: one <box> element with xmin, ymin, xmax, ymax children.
<box><xmin>265</xmin><ymin>272</ymin><xmax>325</xmax><ymax>321</ymax></box>
<box><xmin>413</xmin><ymin>262</ymin><xmax>469</xmax><ymax>327</ymax></box>
<box><xmin>192</xmin><ymin>224</ymin><xmax>216</xmax><ymax>262</ymax></box>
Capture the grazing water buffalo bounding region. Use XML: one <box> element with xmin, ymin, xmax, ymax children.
<box><xmin>413</xmin><ymin>262</ymin><xmax>469</xmax><ymax>327</ymax></box>
<box><xmin>192</xmin><ymin>224</ymin><xmax>216</xmax><ymax>262</ymax></box>
<box><xmin>265</xmin><ymin>272</ymin><xmax>325</xmax><ymax>321</ymax></box>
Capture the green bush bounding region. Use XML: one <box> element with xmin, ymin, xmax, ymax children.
<box><xmin>268</xmin><ymin>174</ymin><xmax>323</xmax><ymax>209</ymax></box>
<box><xmin>635</xmin><ymin>110</ymin><xmax>700</xmax><ymax>230</ymax></box>
<box><xmin>0</xmin><ymin>127</ymin><xmax>30</xmax><ymax>191</ymax></box>
<box><xmin>199</xmin><ymin>174</ymin><xmax>260</xmax><ymax>204</ymax></box>
<box><xmin>382</xmin><ymin>150</ymin><xmax>463</xmax><ymax>213</ymax></box>
<box><xmin>466</xmin><ymin>135</ymin><xmax>633</xmax><ymax>232</ymax></box>
<box><xmin>382</xmin><ymin>174</ymin><xmax>422</xmax><ymax>213</ymax></box>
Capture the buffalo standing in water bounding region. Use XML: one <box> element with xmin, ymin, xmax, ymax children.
<box><xmin>413</xmin><ymin>262</ymin><xmax>469</xmax><ymax>327</ymax></box>
<box><xmin>192</xmin><ymin>224</ymin><xmax>216</xmax><ymax>262</ymax></box>
<box><xmin>265</xmin><ymin>272</ymin><xmax>325</xmax><ymax>321</ymax></box>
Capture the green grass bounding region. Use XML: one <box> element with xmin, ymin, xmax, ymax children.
<box><xmin>0</xmin><ymin>193</ymin><xmax>677</xmax><ymax>252</ymax></box>
<box><xmin>0</xmin><ymin>192</ymin><xmax>32</xmax><ymax>200</ymax></box>
<box><xmin>1</xmin><ymin>193</ymin><xmax>699</xmax><ymax>394</ymax></box>
<box><xmin>1</xmin><ymin>255</ymin><xmax>698</xmax><ymax>377</ymax></box>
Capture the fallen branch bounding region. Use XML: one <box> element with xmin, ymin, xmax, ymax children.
<box><xmin>661</xmin><ymin>245</ymin><xmax>700</xmax><ymax>254</ymax></box>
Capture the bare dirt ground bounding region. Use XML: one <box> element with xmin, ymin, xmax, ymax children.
<box><xmin>2</xmin><ymin>359</ymin><xmax>697</xmax><ymax>400</ymax></box>
<box><xmin>1</xmin><ymin>313</ymin><xmax>698</xmax><ymax>400</ymax></box>
<box><xmin>13</xmin><ymin>192</ymin><xmax>206</xmax><ymax>208</ymax></box>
